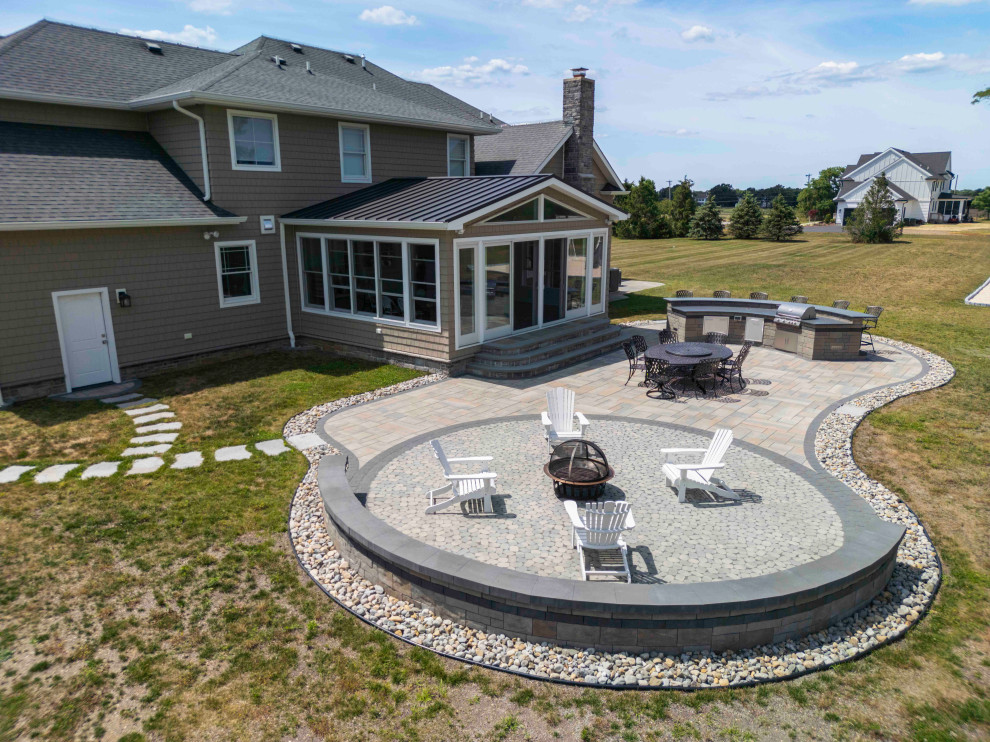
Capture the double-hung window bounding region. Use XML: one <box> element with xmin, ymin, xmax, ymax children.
<box><xmin>227</xmin><ymin>110</ymin><xmax>280</xmax><ymax>171</ymax></box>
<box><xmin>215</xmin><ymin>241</ymin><xmax>260</xmax><ymax>307</ymax></box>
<box><xmin>447</xmin><ymin>134</ymin><xmax>469</xmax><ymax>176</ymax></box>
<box><xmin>339</xmin><ymin>123</ymin><xmax>371</xmax><ymax>183</ymax></box>
<box><xmin>297</xmin><ymin>236</ymin><xmax>439</xmax><ymax>329</ymax></box>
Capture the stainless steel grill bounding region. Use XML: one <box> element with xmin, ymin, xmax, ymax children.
<box><xmin>774</xmin><ymin>302</ymin><xmax>816</xmax><ymax>327</ymax></box>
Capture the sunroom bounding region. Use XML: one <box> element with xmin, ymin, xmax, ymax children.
<box><xmin>280</xmin><ymin>174</ymin><xmax>627</xmax><ymax>367</ymax></box>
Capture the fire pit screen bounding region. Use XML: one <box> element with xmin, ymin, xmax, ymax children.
<box><xmin>544</xmin><ymin>439</ymin><xmax>614</xmax><ymax>500</ymax></box>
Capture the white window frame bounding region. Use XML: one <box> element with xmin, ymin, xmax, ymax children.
<box><xmin>481</xmin><ymin>195</ymin><xmax>593</xmax><ymax>225</ymax></box>
<box><xmin>227</xmin><ymin>110</ymin><xmax>281</xmax><ymax>172</ymax></box>
<box><xmin>214</xmin><ymin>240</ymin><xmax>261</xmax><ymax>308</ymax></box>
<box><xmin>295</xmin><ymin>233</ymin><xmax>441</xmax><ymax>332</ymax></box>
<box><xmin>339</xmin><ymin>123</ymin><xmax>372</xmax><ymax>183</ymax></box>
<box><xmin>447</xmin><ymin>133</ymin><xmax>470</xmax><ymax>177</ymax></box>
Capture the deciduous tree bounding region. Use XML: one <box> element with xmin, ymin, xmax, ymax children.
<box><xmin>797</xmin><ymin>166</ymin><xmax>844</xmax><ymax>221</ymax></box>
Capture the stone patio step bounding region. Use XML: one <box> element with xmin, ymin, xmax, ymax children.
<box><xmin>466</xmin><ymin>332</ymin><xmax>624</xmax><ymax>379</ymax></box>
<box><xmin>473</xmin><ymin>316</ymin><xmax>615</xmax><ymax>357</ymax></box>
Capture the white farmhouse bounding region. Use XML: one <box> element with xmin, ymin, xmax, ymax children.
<box><xmin>835</xmin><ymin>148</ymin><xmax>971</xmax><ymax>225</ymax></box>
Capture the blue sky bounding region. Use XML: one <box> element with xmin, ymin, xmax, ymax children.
<box><xmin>3</xmin><ymin>0</ymin><xmax>989</xmax><ymax>188</ymax></box>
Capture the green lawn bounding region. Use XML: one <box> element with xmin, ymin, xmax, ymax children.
<box><xmin>1</xmin><ymin>226</ymin><xmax>989</xmax><ymax>741</ymax></box>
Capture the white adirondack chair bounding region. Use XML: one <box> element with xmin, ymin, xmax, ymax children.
<box><xmin>542</xmin><ymin>387</ymin><xmax>590</xmax><ymax>453</ymax></box>
<box><xmin>661</xmin><ymin>428</ymin><xmax>738</xmax><ymax>503</ymax></box>
<box><xmin>564</xmin><ymin>500</ymin><xmax>635</xmax><ymax>582</ymax></box>
<box><xmin>425</xmin><ymin>439</ymin><xmax>496</xmax><ymax>514</ymax></box>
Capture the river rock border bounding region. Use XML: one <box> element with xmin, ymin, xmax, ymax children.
<box><xmin>286</xmin><ymin>338</ymin><xmax>951</xmax><ymax>689</ymax></box>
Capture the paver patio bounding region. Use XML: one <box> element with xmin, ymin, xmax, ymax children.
<box><xmin>322</xmin><ymin>326</ymin><xmax>924</xmax><ymax>472</ymax></box>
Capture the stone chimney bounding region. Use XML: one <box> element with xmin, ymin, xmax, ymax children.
<box><xmin>562</xmin><ymin>67</ymin><xmax>596</xmax><ymax>195</ymax></box>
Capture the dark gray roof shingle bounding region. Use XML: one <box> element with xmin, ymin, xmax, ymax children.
<box><xmin>841</xmin><ymin>149</ymin><xmax>952</xmax><ymax>179</ymax></box>
<box><xmin>0</xmin><ymin>121</ymin><xmax>237</xmax><ymax>223</ymax></box>
<box><xmin>474</xmin><ymin>121</ymin><xmax>572</xmax><ymax>175</ymax></box>
<box><xmin>282</xmin><ymin>174</ymin><xmax>552</xmax><ymax>222</ymax></box>
<box><xmin>835</xmin><ymin>179</ymin><xmax>914</xmax><ymax>202</ymax></box>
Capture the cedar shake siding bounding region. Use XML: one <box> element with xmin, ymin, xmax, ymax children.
<box><xmin>0</xmin><ymin>227</ymin><xmax>287</xmax><ymax>396</ymax></box>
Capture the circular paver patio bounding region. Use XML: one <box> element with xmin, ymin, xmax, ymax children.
<box><xmin>363</xmin><ymin>418</ymin><xmax>843</xmax><ymax>584</ymax></box>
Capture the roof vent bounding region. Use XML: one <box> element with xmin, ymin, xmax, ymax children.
<box><xmin>361</xmin><ymin>54</ymin><xmax>366</xmax><ymax>70</ymax></box>
<box><xmin>306</xmin><ymin>61</ymin><xmax>313</xmax><ymax>74</ymax></box>
<box><xmin>271</xmin><ymin>55</ymin><xmax>286</xmax><ymax>67</ymax></box>
<box><xmin>290</xmin><ymin>43</ymin><xmax>303</xmax><ymax>53</ymax></box>
<box><xmin>145</xmin><ymin>42</ymin><xmax>163</xmax><ymax>55</ymax></box>
<box><xmin>343</xmin><ymin>54</ymin><xmax>355</xmax><ymax>64</ymax></box>
<box><xmin>571</xmin><ymin>67</ymin><xmax>588</xmax><ymax>78</ymax></box>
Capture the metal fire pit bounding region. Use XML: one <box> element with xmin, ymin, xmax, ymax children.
<box><xmin>544</xmin><ymin>439</ymin><xmax>614</xmax><ymax>500</ymax></box>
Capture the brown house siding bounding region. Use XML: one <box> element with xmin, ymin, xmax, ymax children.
<box><xmin>0</xmin><ymin>100</ymin><xmax>148</xmax><ymax>131</ymax></box>
<box><xmin>0</xmin><ymin>226</ymin><xmax>287</xmax><ymax>395</ymax></box>
<box><xmin>148</xmin><ymin>107</ymin><xmax>205</xmax><ymax>193</ymax></box>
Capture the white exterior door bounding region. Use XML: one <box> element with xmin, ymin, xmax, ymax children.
<box><xmin>54</xmin><ymin>291</ymin><xmax>115</xmax><ymax>390</ymax></box>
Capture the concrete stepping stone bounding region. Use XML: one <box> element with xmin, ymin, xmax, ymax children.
<box><xmin>172</xmin><ymin>452</ymin><xmax>204</xmax><ymax>470</ymax></box>
<box><xmin>35</xmin><ymin>464</ymin><xmax>78</xmax><ymax>483</ymax></box>
<box><xmin>125</xmin><ymin>403</ymin><xmax>169</xmax><ymax>417</ymax></box>
<box><xmin>286</xmin><ymin>433</ymin><xmax>325</xmax><ymax>451</ymax></box>
<box><xmin>81</xmin><ymin>461</ymin><xmax>120</xmax><ymax>479</ymax></box>
<box><xmin>130</xmin><ymin>433</ymin><xmax>179</xmax><ymax>444</ymax></box>
<box><xmin>101</xmin><ymin>392</ymin><xmax>142</xmax><ymax>404</ymax></box>
<box><xmin>256</xmin><ymin>439</ymin><xmax>291</xmax><ymax>456</ymax></box>
<box><xmin>132</xmin><ymin>412</ymin><xmax>175</xmax><ymax>425</ymax></box>
<box><xmin>122</xmin><ymin>444</ymin><xmax>173</xmax><ymax>457</ymax></box>
<box><xmin>0</xmin><ymin>465</ymin><xmax>35</xmax><ymax>484</ymax></box>
<box><xmin>135</xmin><ymin>422</ymin><xmax>182</xmax><ymax>434</ymax></box>
<box><xmin>126</xmin><ymin>457</ymin><xmax>164</xmax><ymax>475</ymax></box>
<box><xmin>117</xmin><ymin>397</ymin><xmax>159</xmax><ymax>410</ymax></box>
<box><xmin>215</xmin><ymin>445</ymin><xmax>251</xmax><ymax>461</ymax></box>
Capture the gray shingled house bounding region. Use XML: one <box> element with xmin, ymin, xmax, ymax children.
<box><xmin>0</xmin><ymin>21</ymin><xmax>626</xmax><ymax>403</ymax></box>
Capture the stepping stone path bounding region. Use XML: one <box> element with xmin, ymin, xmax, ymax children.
<box><xmin>127</xmin><ymin>457</ymin><xmax>164</xmax><ymax>475</ymax></box>
<box><xmin>125</xmin><ymin>404</ymin><xmax>169</xmax><ymax>417</ymax></box>
<box><xmin>130</xmin><ymin>433</ymin><xmax>179</xmax><ymax>444</ymax></box>
<box><xmin>101</xmin><ymin>393</ymin><xmax>143</xmax><ymax>404</ymax></box>
<box><xmin>117</xmin><ymin>397</ymin><xmax>159</xmax><ymax>410</ymax></box>
<box><xmin>81</xmin><ymin>461</ymin><xmax>120</xmax><ymax>479</ymax></box>
<box><xmin>172</xmin><ymin>452</ymin><xmax>204</xmax><ymax>469</ymax></box>
<box><xmin>136</xmin><ymin>422</ymin><xmax>182</xmax><ymax>434</ymax></box>
<box><xmin>35</xmin><ymin>464</ymin><xmax>78</xmax><ymax>483</ymax></box>
<box><xmin>133</xmin><ymin>412</ymin><xmax>175</xmax><ymax>425</ymax></box>
<box><xmin>2</xmin><ymin>386</ymin><xmax>293</xmax><ymax>487</ymax></box>
<box><xmin>0</xmin><ymin>465</ymin><xmax>35</xmax><ymax>483</ymax></box>
<box><xmin>122</xmin><ymin>444</ymin><xmax>173</xmax><ymax>457</ymax></box>
<box><xmin>256</xmin><ymin>439</ymin><xmax>291</xmax><ymax>456</ymax></box>
<box><xmin>286</xmin><ymin>433</ymin><xmax>325</xmax><ymax>451</ymax></box>
<box><xmin>215</xmin><ymin>445</ymin><xmax>251</xmax><ymax>461</ymax></box>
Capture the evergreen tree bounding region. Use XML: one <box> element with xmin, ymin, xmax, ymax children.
<box><xmin>670</xmin><ymin>177</ymin><xmax>696</xmax><ymax>237</ymax></box>
<box><xmin>688</xmin><ymin>199</ymin><xmax>724</xmax><ymax>240</ymax></box>
<box><xmin>844</xmin><ymin>172</ymin><xmax>902</xmax><ymax>243</ymax></box>
<box><xmin>761</xmin><ymin>194</ymin><xmax>803</xmax><ymax>241</ymax></box>
<box><xmin>612</xmin><ymin>177</ymin><xmax>672</xmax><ymax>239</ymax></box>
<box><xmin>797</xmin><ymin>166</ymin><xmax>844</xmax><ymax>222</ymax></box>
<box><xmin>729</xmin><ymin>192</ymin><xmax>764</xmax><ymax>238</ymax></box>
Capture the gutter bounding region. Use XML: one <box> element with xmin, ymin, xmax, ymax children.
<box><xmin>0</xmin><ymin>217</ymin><xmax>247</xmax><ymax>232</ymax></box>
<box><xmin>279</xmin><ymin>221</ymin><xmax>296</xmax><ymax>348</ymax></box>
<box><xmin>172</xmin><ymin>100</ymin><xmax>211</xmax><ymax>201</ymax></box>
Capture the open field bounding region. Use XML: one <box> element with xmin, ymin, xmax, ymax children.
<box><xmin>0</xmin><ymin>227</ymin><xmax>988</xmax><ymax>741</ymax></box>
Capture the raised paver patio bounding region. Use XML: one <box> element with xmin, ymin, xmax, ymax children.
<box><xmin>321</xmin><ymin>326</ymin><xmax>923</xmax><ymax>471</ymax></box>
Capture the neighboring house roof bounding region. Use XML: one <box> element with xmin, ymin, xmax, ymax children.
<box><xmin>281</xmin><ymin>174</ymin><xmax>626</xmax><ymax>227</ymax></box>
<box><xmin>835</xmin><ymin>179</ymin><xmax>913</xmax><ymax>203</ymax></box>
<box><xmin>474</xmin><ymin>121</ymin><xmax>573</xmax><ymax>175</ymax></box>
<box><xmin>840</xmin><ymin>148</ymin><xmax>952</xmax><ymax>179</ymax></box>
<box><xmin>0</xmin><ymin>20</ymin><xmax>501</xmax><ymax>134</ymax></box>
<box><xmin>0</xmin><ymin>121</ymin><xmax>239</xmax><ymax>226</ymax></box>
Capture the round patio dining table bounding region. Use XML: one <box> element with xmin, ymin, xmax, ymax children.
<box><xmin>643</xmin><ymin>341</ymin><xmax>733</xmax><ymax>367</ymax></box>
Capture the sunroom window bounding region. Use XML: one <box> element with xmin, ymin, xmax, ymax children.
<box><xmin>544</xmin><ymin>197</ymin><xmax>586</xmax><ymax>220</ymax></box>
<box><xmin>488</xmin><ymin>198</ymin><xmax>539</xmax><ymax>222</ymax></box>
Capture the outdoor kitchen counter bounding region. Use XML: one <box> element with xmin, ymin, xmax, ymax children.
<box><xmin>664</xmin><ymin>298</ymin><xmax>872</xmax><ymax>360</ymax></box>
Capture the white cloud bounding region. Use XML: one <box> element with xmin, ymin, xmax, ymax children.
<box><xmin>658</xmin><ymin>128</ymin><xmax>698</xmax><ymax>136</ymax></box>
<box><xmin>184</xmin><ymin>0</ymin><xmax>234</xmax><ymax>14</ymax></box>
<box><xmin>681</xmin><ymin>25</ymin><xmax>715</xmax><ymax>43</ymax></box>
<box><xmin>359</xmin><ymin>5</ymin><xmax>419</xmax><ymax>26</ymax></box>
<box><xmin>415</xmin><ymin>58</ymin><xmax>530</xmax><ymax>87</ymax></box>
<box><xmin>568</xmin><ymin>4</ymin><xmax>594</xmax><ymax>22</ymax></box>
<box><xmin>120</xmin><ymin>24</ymin><xmax>218</xmax><ymax>46</ymax></box>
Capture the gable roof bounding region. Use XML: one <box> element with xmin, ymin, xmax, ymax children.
<box><xmin>835</xmin><ymin>178</ymin><xmax>914</xmax><ymax>203</ymax></box>
<box><xmin>0</xmin><ymin>20</ymin><xmax>501</xmax><ymax>134</ymax></box>
<box><xmin>841</xmin><ymin>148</ymin><xmax>952</xmax><ymax>179</ymax></box>
<box><xmin>0</xmin><ymin>121</ymin><xmax>241</xmax><ymax>228</ymax></box>
<box><xmin>475</xmin><ymin>121</ymin><xmax>573</xmax><ymax>176</ymax></box>
<box><xmin>281</xmin><ymin>174</ymin><xmax>626</xmax><ymax>228</ymax></box>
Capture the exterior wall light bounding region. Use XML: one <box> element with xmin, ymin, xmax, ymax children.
<box><xmin>116</xmin><ymin>289</ymin><xmax>132</xmax><ymax>308</ymax></box>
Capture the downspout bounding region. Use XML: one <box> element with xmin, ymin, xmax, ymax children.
<box><xmin>172</xmin><ymin>101</ymin><xmax>211</xmax><ymax>201</ymax></box>
<box><xmin>279</xmin><ymin>221</ymin><xmax>296</xmax><ymax>348</ymax></box>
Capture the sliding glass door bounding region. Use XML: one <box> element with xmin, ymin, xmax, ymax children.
<box><xmin>565</xmin><ymin>237</ymin><xmax>588</xmax><ymax>318</ymax></box>
<box><xmin>542</xmin><ymin>238</ymin><xmax>566</xmax><ymax>324</ymax></box>
<box><xmin>513</xmin><ymin>240</ymin><xmax>539</xmax><ymax>331</ymax></box>
<box><xmin>484</xmin><ymin>243</ymin><xmax>512</xmax><ymax>339</ymax></box>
